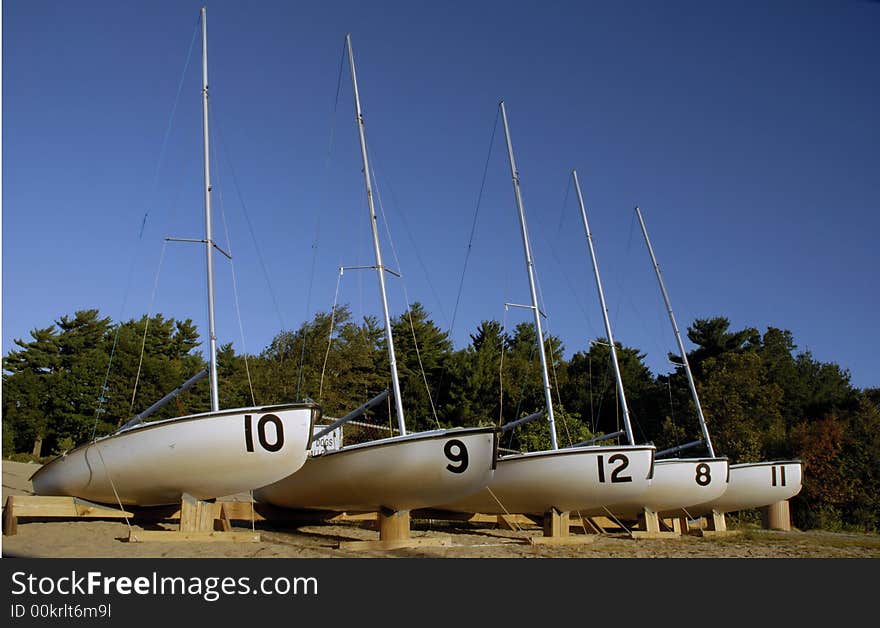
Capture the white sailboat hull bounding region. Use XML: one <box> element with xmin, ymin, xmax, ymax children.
<box><xmin>590</xmin><ymin>457</ymin><xmax>730</xmax><ymax>519</ymax></box>
<box><xmin>435</xmin><ymin>445</ymin><xmax>656</xmax><ymax>515</ymax></box>
<box><xmin>687</xmin><ymin>460</ymin><xmax>803</xmax><ymax>516</ymax></box>
<box><xmin>253</xmin><ymin>427</ymin><xmax>497</xmax><ymax>512</ymax></box>
<box><xmin>30</xmin><ymin>404</ymin><xmax>318</xmax><ymax>507</ymax></box>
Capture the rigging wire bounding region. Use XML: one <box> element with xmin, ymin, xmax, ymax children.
<box><xmin>369</xmin><ymin>150</ymin><xmax>441</xmax><ymax>429</ymax></box>
<box><xmin>499</xmin><ymin>308</ymin><xmax>541</xmax><ymax>452</ymax></box>
<box><xmin>366</xmin><ymin>145</ymin><xmax>450</xmax><ymax>331</ymax></box>
<box><xmin>91</xmin><ymin>17</ymin><xmax>200</xmax><ymax>440</ymax></box>
<box><xmin>210</xmin><ymin>105</ymin><xmax>287</xmax><ymax>338</ymax></box>
<box><xmin>433</xmin><ymin>107</ymin><xmax>503</xmax><ymax>420</ymax></box>
<box><xmin>615</xmin><ymin>210</ymin><xmax>650</xmax><ymax>445</ymax></box>
<box><xmin>295</xmin><ymin>38</ymin><xmax>349</xmax><ymax>400</ymax></box>
<box><xmin>85</xmin><ymin>18</ymin><xmax>201</xmax><ymax>523</ymax></box>
<box><xmin>127</xmin><ymin>242</ymin><xmax>169</xmax><ymax>417</ymax></box>
<box><xmin>93</xmin><ymin>444</ymin><xmax>134</xmax><ymax>536</ymax></box>
<box><xmin>498</xmin><ymin>306</ymin><xmax>509</xmax><ymax>427</ymax></box>
<box><xmin>533</xmin><ymin>266</ymin><xmax>573</xmax><ymax>446</ymax></box>
<box><xmin>532</xmin><ymin>172</ymin><xmax>602</xmax><ymax>350</ymax></box>
<box><xmin>214</xmin><ymin>174</ymin><xmax>257</xmax><ymax>406</ymax></box>
<box><xmin>318</xmin><ymin>269</ymin><xmax>345</xmax><ymax>403</ymax></box>
<box><xmin>201</xmin><ymin>96</ymin><xmax>259</xmax><ymax>405</ymax></box>
<box><xmin>449</xmin><ymin>107</ymin><xmax>501</xmax><ymax>337</ymax></box>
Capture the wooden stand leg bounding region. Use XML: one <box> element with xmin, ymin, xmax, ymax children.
<box><xmin>706</xmin><ymin>510</ymin><xmax>727</xmax><ymax>532</ymax></box>
<box><xmin>631</xmin><ymin>508</ymin><xmax>680</xmax><ymax>538</ymax></box>
<box><xmin>378</xmin><ymin>508</ymin><xmax>411</xmax><ymax>542</ymax></box>
<box><xmin>641</xmin><ymin>508</ymin><xmax>661</xmax><ymax>534</ymax></box>
<box><xmin>3</xmin><ymin>496</ymin><xmax>18</xmax><ymax>536</ymax></box>
<box><xmin>762</xmin><ymin>500</ymin><xmax>791</xmax><ymax>531</ymax></box>
<box><xmin>339</xmin><ymin>508</ymin><xmax>453</xmax><ymax>551</ymax></box>
<box><xmin>179</xmin><ymin>493</ymin><xmax>213</xmax><ymax>532</ymax></box>
<box><xmin>129</xmin><ymin>494</ymin><xmax>260</xmax><ymax>543</ymax></box>
<box><xmin>695</xmin><ymin>509</ymin><xmax>737</xmax><ymax>537</ymax></box>
<box><xmin>677</xmin><ymin>516</ymin><xmax>690</xmax><ymax>534</ymax></box>
<box><xmin>217</xmin><ymin>503</ymin><xmax>233</xmax><ymax>532</ymax></box>
<box><xmin>543</xmin><ymin>508</ymin><xmax>569</xmax><ymax>538</ymax></box>
<box><xmin>531</xmin><ymin>509</ymin><xmax>595</xmax><ymax>545</ymax></box>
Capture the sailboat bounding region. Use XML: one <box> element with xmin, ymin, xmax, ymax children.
<box><xmin>252</xmin><ymin>34</ymin><xmax>496</xmax><ymax>513</ymax></box>
<box><xmin>436</xmin><ymin>103</ymin><xmax>654</xmax><ymax>517</ymax></box>
<box><xmin>30</xmin><ymin>7</ymin><xmax>317</xmax><ymax>507</ymax></box>
<box><xmin>633</xmin><ymin>206</ymin><xmax>802</xmax><ymax>517</ymax></box>
<box><xmin>570</xmin><ymin>172</ymin><xmax>728</xmax><ymax>522</ymax></box>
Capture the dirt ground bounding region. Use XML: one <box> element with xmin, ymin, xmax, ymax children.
<box><xmin>4</xmin><ymin>460</ymin><xmax>879</xmax><ymax>559</ymax></box>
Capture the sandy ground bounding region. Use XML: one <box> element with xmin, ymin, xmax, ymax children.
<box><xmin>4</xmin><ymin>460</ymin><xmax>879</xmax><ymax>559</ymax></box>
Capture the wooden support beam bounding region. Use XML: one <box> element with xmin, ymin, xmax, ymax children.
<box><xmin>3</xmin><ymin>495</ymin><xmax>134</xmax><ymax>536</ymax></box>
<box><xmin>640</xmin><ymin>507</ymin><xmax>661</xmax><ymax>533</ymax></box>
<box><xmin>3</xmin><ymin>496</ymin><xmax>17</xmax><ymax>536</ymax></box>
<box><xmin>762</xmin><ymin>500</ymin><xmax>792</xmax><ymax>531</ymax></box>
<box><xmin>585</xmin><ymin>515</ymin><xmax>626</xmax><ymax>533</ymax></box>
<box><xmin>2</xmin><ymin>495</ymin><xmax>259</xmax><ymax>543</ymax></box>
<box><xmin>705</xmin><ymin>510</ymin><xmax>727</xmax><ymax>532</ymax></box>
<box><xmin>339</xmin><ymin>536</ymin><xmax>453</xmax><ymax>551</ymax></box>
<box><xmin>631</xmin><ymin>508</ymin><xmax>680</xmax><ymax>539</ymax></box>
<box><xmin>630</xmin><ymin>530</ymin><xmax>681</xmax><ymax>539</ymax></box>
<box><xmin>530</xmin><ymin>535</ymin><xmax>596</xmax><ymax>546</ymax></box>
<box><xmin>670</xmin><ymin>516</ymin><xmax>688</xmax><ymax>534</ymax></box>
<box><xmin>215</xmin><ymin>503</ymin><xmax>381</xmax><ymax>525</ymax></box>
<box><xmin>335</xmin><ymin>508</ymin><xmax>460</xmax><ymax>551</ymax></box>
<box><xmin>218</xmin><ymin>503</ymin><xmax>233</xmax><ymax>532</ymax></box>
<box><xmin>411</xmin><ymin>509</ymin><xmax>536</xmax><ymax>527</ymax></box>
<box><xmin>577</xmin><ymin>516</ymin><xmax>609</xmax><ymax>534</ymax></box>
<box><xmin>378</xmin><ymin>508</ymin><xmax>410</xmax><ymax>541</ymax></box>
<box><xmin>5</xmin><ymin>495</ymin><xmax>133</xmax><ymax>518</ymax></box>
<box><xmin>571</xmin><ymin>516</ymin><xmax>603</xmax><ymax>535</ymax></box>
<box><xmin>530</xmin><ymin>509</ymin><xmax>597</xmax><ymax>545</ymax></box>
<box><xmin>128</xmin><ymin>530</ymin><xmax>260</xmax><ymax>543</ymax></box>
<box><xmin>543</xmin><ymin>508</ymin><xmax>569</xmax><ymax>538</ymax></box>
<box><xmin>178</xmin><ymin>493</ymin><xmax>214</xmax><ymax>532</ymax></box>
<box><xmin>694</xmin><ymin>510</ymin><xmax>740</xmax><ymax>536</ymax></box>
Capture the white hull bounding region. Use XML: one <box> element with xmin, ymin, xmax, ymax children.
<box><xmin>687</xmin><ymin>460</ymin><xmax>803</xmax><ymax>515</ymax></box>
<box><xmin>30</xmin><ymin>404</ymin><xmax>318</xmax><ymax>506</ymax></box>
<box><xmin>435</xmin><ymin>445</ymin><xmax>656</xmax><ymax>515</ymax></box>
<box><xmin>253</xmin><ymin>427</ymin><xmax>497</xmax><ymax>512</ymax></box>
<box><xmin>592</xmin><ymin>457</ymin><xmax>730</xmax><ymax>519</ymax></box>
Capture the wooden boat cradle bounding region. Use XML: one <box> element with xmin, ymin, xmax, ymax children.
<box><xmin>5</xmin><ymin>493</ymin><xmax>795</xmax><ymax>548</ymax></box>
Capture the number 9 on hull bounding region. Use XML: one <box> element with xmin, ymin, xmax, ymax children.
<box><xmin>253</xmin><ymin>427</ymin><xmax>498</xmax><ymax>512</ymax></box>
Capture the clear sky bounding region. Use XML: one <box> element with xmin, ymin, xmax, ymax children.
<box><xmin>3</xmin><ymin>0</ymin><xmax>878</xmax><ymax>390</ymax></box>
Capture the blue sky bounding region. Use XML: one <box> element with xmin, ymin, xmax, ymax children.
<box><xmin>3</xmin><ymin>0</ymin><xmax>878</xmax><ymax>391</ymax></box>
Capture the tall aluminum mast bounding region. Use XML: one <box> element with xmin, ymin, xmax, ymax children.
<box><xmin>200</xmin><ymin>6</ymin><xmax>219</xmax><ymax>412</ymax></box>
<box><xmin>499</xmin><ymin>101</ymin><xmax>558</xmax><ymax>450</ymax></box>
<box><xmin>635</xmin><ymin>206</ymin><xmax>715</xmax><ymax>457</ymax></box>
<box><xmin>345</xmin><ymin>34</ymin><xmax>406</xmax><ymax>436</ymax></box>
<box><xmin>572</xmin><ymin>170</ymin><xmax>635</xmax><ymax>445</ymax></box>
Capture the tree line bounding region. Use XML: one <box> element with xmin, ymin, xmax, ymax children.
<box><xmin>3</xmin><ymin>305</ymin><xmax>878</xmax><ymax>531</ymax></box>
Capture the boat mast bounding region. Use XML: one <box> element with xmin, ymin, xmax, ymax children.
<box><xmin>571</xmin><ymin>170</ymin><xmax>635</xmax><ymax>445</ymax></box>
<box><xmin>635</xmin><ymin>206</ymin><xmax>715</xmax><ymax>457</ymax></box>
<box><xmin>499</xmin><ymin>101</ymin><xmax>558</xmax><ymax>450</ymax></box>
<box><xmin>345</xmin><ymin>34</ymin><xmax>406</xmax><ymax>436</ymax></box>
<box><xmin>200</xmin><ymin>6</ymin><xmax>219</xmax><ymax>412</ymax></box>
